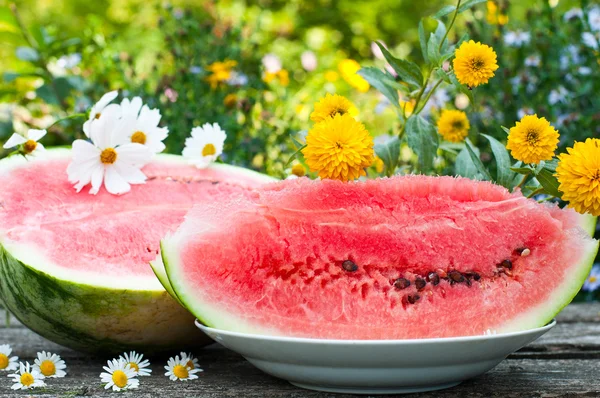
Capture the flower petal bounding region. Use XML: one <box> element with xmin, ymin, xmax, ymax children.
<box><xmin>3</xmin><ymin>133</ymin><xmax>27</xmax><ymax>149</ymax></box>
<box><xmin>27</xmin><ymin>129</ymin><xmax>47</xmax><ymax>142</ymax></box>
<box><xmin>104</xmin><ymin>166</ymin><xmax>131</xmax><ymax>195</ymax></box>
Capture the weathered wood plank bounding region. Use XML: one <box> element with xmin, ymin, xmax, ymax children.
<box><xmin>556</xmin><ymin>302</ymin><xmax>600</xmax><ymax>323</ymax></box>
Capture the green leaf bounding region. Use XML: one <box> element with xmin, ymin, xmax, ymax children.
<box><xmin>427</xmin><ymin>33</ymin><xmax>441</xmax><ymax>66</ymax></box>
<box><xmin>358</xmin><ymin>67</ymin><xmax>399</xmax><ymax>107</ymax></box>
<box><xmin>536</xmin><ymin>168</ymin><xmax>562</xmax><ymax>198</ymax></box>
<box><xmin>432</xmin><ymin>5</ymin><xmax>457</xmax><ymax>18</ymax></box>
<box><xmin>405</xmin><ymin>115</ymin><xmax>439</xmax><ymax>173</ymax></box>
<box><xmin>285</xmin><ymin>144</ymin><xmax>307</xmax><ymax>167</ymax></box>
<box><xmin>374</xmin><ymin>137</ymin><xmax>400</xmax><ymax>176</ymax></box>
<box><xmin>464</xmin><ymin>139</ymin><xmax>493</xmax><ymax>180</ymax></box>
<box><xmin>455</xmin><ymin>146</ymin><xmax>485</xmax><ymax>180</ymax></box>
<box><xmin>543</xmin><ymin>158</ymin><xmax>559</xmax><ymax>172</ymax></box>
<box><xmin>375</xmin><ymin>42</ymin><xmax>423</xmax><ymax>88</ymax></box>
<box><xmin>418</xmin><ymin>19</ymin><xmax>428</xmax><ymax>63</ymax></box>
<box><xmin>458</xmin><ymin>0</ymin><xmax>488</xmax><ymax>13</ymax></box>
<box><xmin>481</xmin><ymin>134</ymin><xmax>515</xmax><ymax>188</ymax></box>
<box><xmin>434</xmin><ymin>19</ymin><xmax>447</xmax><ymax>52</ymax></box>
<box><xmin>15</xmin><ymin>46</ymin><xmax>39</xmax><ymax>62</ymax></box>
<box><xmin>434</xmin><ymin>68</ymin><xmax>451</xmax><ymax>83</ymax></box>
<box><xmin>510</xmin><ymin>166</ymin><xmax>534</xmax><ymax>175</ymax></box>
<box><xmin>500</xmin><ymin>126</ymin><xmax>510</xmax><ymax>135</ymax></box>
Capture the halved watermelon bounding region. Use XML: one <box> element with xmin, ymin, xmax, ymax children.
<box><xmin>0</xmin><ymin>149</ymin><xmax>274</xmax><ymax>353</ymax></box>
<box><xmin>161</xmin><ymin>176</ymin><xmax>598</xmax><ymax>339</ymax></box>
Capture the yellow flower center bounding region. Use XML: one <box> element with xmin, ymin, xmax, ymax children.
<box><xmin>331</xmin><ymin>108</ymin><xmax>346</xmax><ymax>117</ymax></box>
<box><xmin>590</xmin><ymin>276</ymin><xmax>598</xmax><ymax>283</ymax></box>
<box><xmin>202</xmin><ymin>144</ymin><xmax>216</xmax><ymax>157</ymax></box>
<box><xmin>526</xmin><ymin>130</ymin><xmax>540</xmax><ymax>146</ymax></box>
<box><xmin>40</xmin><ymin>360</ymin><xmax>56</xmax><ymax>376</ymax></box>
<box><xmin>186</xmin><ymin>360</ymin><xmax>194</xmax><ymax>369</ymax></box>
<box><xmin>471</xmin><ymin>58</ymin><xmax>484</xmax><ymax>71</ymax></box>
<box><xmin>591</xmin><ymin>170</ymin><xmax>600</xmax><ymax>182</ymax></box>
<box><xmin>0</xmin><ymin>354</ymin><xmax>8</xmax><ymax>369</ymax></box>
<box><xmin>112</xmin><ymin>370</ymin><xmax>128</xmax><ymax>388</ymax></box>
<box><xmin>23</xmin><ymin>140</ymin><xmax>37</xmax><ymax>154</ymax></box>
<box><xmin>131</xmin><ymin>131</ymin><xmax>147</xmax><ymax>145</ymax></box>
<box><xmin>100</xmin><ymin>148</ymin><xmax>118</xmax><ymax>164</ymax></box>
<box><xmin>95</xmin><ymin>113</ymin><xmax>101</xmax><ymax>119</ymax></box>
<box><xmin>173</xmin><ymin>365</ymin><xmax>189</xmax><ymax>379</ymax></box>
<box><xmin>291</xmin><ymin>163</ymin><xmax>305</xmax><ymax>177</ymax></box>
<box><xmin>128</xmin><ymin>362</ymin><xmax>139</xmax><ymax>372</ymax></box>
<box><xmin>20</xmin><ymin>373</ymin><xmax>34</xmax><ymax>386</ymax></box>
<box><xmin>452</xmin><ymin>121</ymin><xmax>464</xmax><ymax>130</ymax></box>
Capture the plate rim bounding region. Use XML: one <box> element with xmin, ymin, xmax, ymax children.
<box><xmin>195</xmin><ymin>318</ymin><xmax>556</xmax><ymax>345</ymax></box>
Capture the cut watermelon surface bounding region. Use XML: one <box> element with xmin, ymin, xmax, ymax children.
<box><xmin>0</xmin><ymin>149</ymin><xmax>274</xmax><ymax>352</ymax></box>
<box><xmin>161</xmin><ymin>176</ymin><xmax>598</xmax><ymax>339</ymax></box>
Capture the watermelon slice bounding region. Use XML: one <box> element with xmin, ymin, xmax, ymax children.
<box><xmin>161</xmin><ymin>176</ymin><xmax>598</xmax><ymax>339</ymax></box>
<box><xmin>0</xmin><ymin>149</ymin><xmax>274</xmax><ymax>353</ymax></box>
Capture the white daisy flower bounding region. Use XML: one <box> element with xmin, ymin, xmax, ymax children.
<box><xmin>100</xmin><ymin>358</ymin><xmax>139</xmax><ymax>391</ymax></box>
<box><xmin>0</xmin><ymin>344</ymin><xmax>19</xmax><ymax>372</ymax></box>
<box><xmin>182</xmin><ymin>122</ymin><xmax>227</xmax><ymax>169</ymax></box>
<box><xmin>548</xmin><ymin>86</ymin><xmax>569</xmax><ymax>105</ymax></box>
<box><xmin>301</xmin><ymin>51</ymin><xmax>318</xmax><ymax>71</ymax></box>
<box><xmin>262</xmin><ymin>53</ymin><xmax>282</xmax><ymax>73</ymax></box>
<box><xmin>67</xmin><ymin>106</ymin><xmax>152</xmax><ymax>195</ymax></box>
<box><xmin>83</xmin><ymin>90</ymin><xmax>119</xmax><ymax>138</ymax></box>
<box><xmin>119</xmin><ymin>351</ymin><xmax>152</xmax><ymax>377</ymax></box>
<box><xmin>119</xmin><ymin>99</ymin><xmax>168</xmax><ymax>154</ymax></box>
<box><xmin>564</xmin><ymin>8</ymin><xmax>583</xmax><ymax>20</ymax></box>
<box><xmin>227</xmin><ymin>72</ymin><xmax>248</xmax><ymax>86</ymax></box>
<box><xmin>582</xmin><ymin>32</ymin><xmax>599</xmax><ymax>49</ymax></box>
<box><xmin>524</xmin><ymin>55</ymin><xmax>541</xmax><ymax>67</ymax></box>
<box><xmin>504</xmin><ymin>31</ymin><xmax>531</xmax><ymax>47</ymax></box>
<box><xmin>164</xmin><ymin>354</ymin><xmax>203</xmax><ymax>381</ymax></box>
<box><xmin>179</xmin><ymin>352</ymin><xmax>200</xmax><ymax>370</ymax></box>
<box><xmin>517</xmin><ymin>107</ymin><xmax>534</xmax><ymax>120</ymax></box>
<box><xmin>589</xmin><ymin>7</ymin><xmax>600</xmax><ymax>31</ymax></box>
<box><xmin>8</xmin><ymin>362</ymin><xmax>46</xmax><ymax>390</ymax></box>
<box><xmin>33</xmin><ymin>351</ymin><xmax>67</xmax><ymax>378</ymax></box>
<box><xmin>3</xmin><ymin>129</ymin><xmax>46</xmax><ymax>157</ymax></box>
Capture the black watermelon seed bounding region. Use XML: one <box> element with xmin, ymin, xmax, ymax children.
<box><xmin>515</xmin><ymin>247</ymin><xmax>526</xmax><ymax>255</ymax></box>
<box><xmin>448</xmin><ymin>271</ymin><xmax>465</xmax><ymax>283</ymax></box>
<box><xmin>415</xmin><ymin>277</ymin><xmax>427</xmax><ymax>291</ymax></box>
<box><xmin>394</xmin><ymin>278</ymin><xmax>411</xmax><ymax>290</ymax></box>
<box><xmin>407</xmin><ymin>294</ymin><xmax>420</xmax><ymax>304</ymax></box>
<box><xmin>501</xmin><ymin>259</ymin><xmax>513</xmax><ymax>270</ymax></box>
<box><xmin>469</xmin><ymin>272</ymin><xmax>481</xmax><ymax>281</ymax></box>
<box><xmin>427</xmin><ymin>272</ymin><xmax>440</xmax><ymax>286</ymax></box>
<box><xmin>342</xmin><ymin>260</ymin><xmax>358</xmax><ymax>272</ymax></box>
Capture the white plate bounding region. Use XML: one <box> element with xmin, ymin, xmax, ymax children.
<box><xmin>196</xmin><ymin>320</ymin><xmax>555</xmax><ymax>395</ymax></box>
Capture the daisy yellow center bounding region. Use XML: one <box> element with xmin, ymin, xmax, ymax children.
<box><xmin>173</xmin><ymin>364</ymin><xmax>189</xmax><ymax>379</ymax></box>
<box><xmin>100</xmin><ymin>148</ymin><xmax>118</xmax><ymax>165</ymax></box>
<box><xmin>0</xmin><ymin>354</ymin><xmax>8</xmax><ymax>369</ymax></box>
<box><xmin>128</xmin><ymin>362</ymin><xmax>139</xmax><ymax>372</ymax></box>
<box><xmin>526</xmin><ymin>130</ymin><xmax>540</xmax><ymax>146</ymax></box>
<box><xmin>291</xmin><ymin>163</ymin><xmax>305</xmax><ymax>177</ymax></box>
<box><xmin>95</xmin><ymin>113</ymin><xmax>101</xmax><ymax>119</ymax></box>
<box><xmin>131</xmin><ymin>131</ymin><xmax>147</xmax><ymax>145</ymax></box>
<box><xmin>20</xmin><ymin>373</ymin><xmax>34</xmax><ymax>386</ymax></box>
<box><xmin>186</xmin><ymin>360</ymin><xmax>195</xmax><ymax>369</ymax></box>
<box><xmin>23</xmin><ymin>140</ymin><xmax>37</xmax><ymax>154</ymax></box>
<box><xmin>590</xmin><ymin>276</ymin><xmax>598</xmax><ymax>283</ymax></box>
<box><xmin>112</xmin><ymin>370</ymin><xmax>128</xmax><ymax>388</ymax></box>
<box><xmin>202</xmin><ymin>144</ymin><xmax>216</xmax><ymax>157</ymax></box>
<box><xmin>40</xmin><ymin>360</ymin><xmax>56</xmax><ymax>376</ymax></box>
<box><xmin>471</xmin><ymin>58</ymin><xmax>484</xmax><ymax>70</ymax></box>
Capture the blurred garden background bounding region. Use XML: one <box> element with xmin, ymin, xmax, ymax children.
<box><xmin>0</xmin><ymin>0</ymin><xmax>599</xmax><ymax>300</ymax></box>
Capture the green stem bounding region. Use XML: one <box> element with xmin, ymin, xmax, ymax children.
<box><xmin>46</xmin><ymin>113</ymin><xmax>87</xmax><ymax>131</ymax></box>
<box><xmin>438</xmin><ymin>0</ymin><xmax>462</xmax><ymax>53</ymax></box>
<box><xmin>415</xmin><ymin>78</ymin><xmax>444</xmax><ymax>115</ymax></box>
<box><xmin>515</xmin><ymin>174</ymin><xmax>529</xmax><ymax>190</ymax></box>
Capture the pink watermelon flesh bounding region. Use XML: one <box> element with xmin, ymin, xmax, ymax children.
<box><xmin>163</xmin><ymin>176</ymin><xmax>598</xmax><ymax>339</ymax></box>
<box><xmin>0</xmin><ymin>152</ymin><xmax>270</xmax><ymax>285</ymax></box>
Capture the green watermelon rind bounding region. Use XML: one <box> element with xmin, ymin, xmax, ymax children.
<box><xmin>0</xmin><ymin>148</ymin><xmax>274</xmax><ymax>352</ymax></box>
<box><xmin>161</xmin><ymin>202</ymin><xmax>599</xmax><ymax>338</ymax></box>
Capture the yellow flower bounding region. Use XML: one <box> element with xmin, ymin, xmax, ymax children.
<box><xmin>486</xmin><ymin>1</ymin><xmax>509</xmax><ymax>25</ymax></box>
<box><xmin>338</xmin><ymin>59</ymin><xmax>370</xmax><ymax>92</ymax></box>
<box><xmin>310</xmin><ymin>94</ymin><xmax>357</xmax><ymax>123</ymax></box>
<box><xmin>453</xmin><ymin>40</ymin><xmax>499</xmax><ymax>88</ymax></box>
<box><xmin>372</xmin><ymin>156</ymin><xmax>385</xmax><ymax>173</ymax></box>
<box><xmin>302</xmin><ymin>113</ymin><xmax>374</xmax><ymax>182</ymax></box>
<box><xmin>205</xmin><ymin>60</ymin><xmax>237</xmax><ymax>89</ymax></box>
<box><xmin>223</xmin><ymin>94</ymin><xmax>237</xmax><ymax>108</ymax></box>
<box><xmin>436</xmin><ymin>110</ymin><xmax>470</xmax><ymax>143</ymax></box>
<box><xmin>506</xmin><ymin>114</ymin><xmax>559</xmax><ymax>164</ymax></box>
<box><xmin>291</xmin><ymin>163</ymin><xmax>306</xmax><ymax>177</ymax></box>
<box><xmin>399</xmin><ymin>100</ymin><xmax>416</xmax><ymax>117</ymax></box>
<box><xmin>324</xmin><ymin>70</ymin><xmax>339</xmax><ymax>82</ymax></box>
<box><xmin>263</xmin><ymin>69</ymin><xmax>290</xmax><ymax>86</ymax></box>
<box><xmin>556</xmin><ymin>139</ymin><xmax>600</xmax><ymax>216</ymax></box>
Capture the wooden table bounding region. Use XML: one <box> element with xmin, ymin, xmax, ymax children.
<box><xmin>0</xmin><ymin>303</ymin><xmax>598</xmax><ymax>397</ymax></box>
